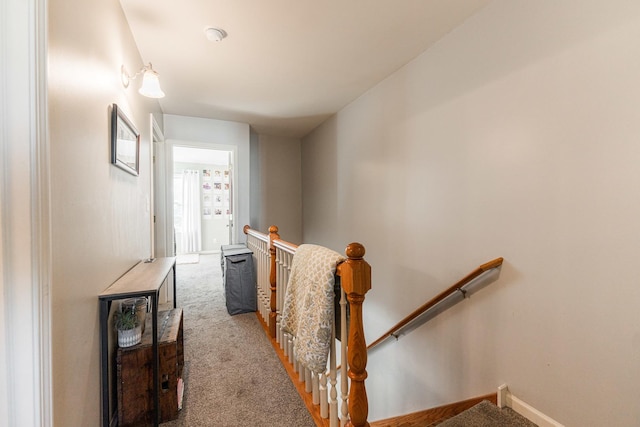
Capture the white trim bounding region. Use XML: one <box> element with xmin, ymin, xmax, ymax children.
<box><xmin>165</xmin><ymin>141</ymin><xmax>175</xmax><ymax>256</ymax></box>
<box><xmin>0</xmin><ymin>0</ymin><xmax>53</xmax><ymax>426</ymax></box>
<box><xmin>498</xmin><ymin>384</ymin><xmax>564</xmax><ymax>427</ymax></box>
<box><xmin>149</xmin><ymin>114</ymin><xmax>164</xmax><ymax>259</ymax></box>
<box><xmin>34</xmin><ymin>0</ymin><xmax>53</xmax><ymax>424</ymax></box>
<box><xmin>153</xmin><ymin>128</ymin><xmax>170</xmax><ymax>258</ymax></box>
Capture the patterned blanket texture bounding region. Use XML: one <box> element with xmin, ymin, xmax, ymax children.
<box><xmin>281</xmin><ymin>244</ymin><xmax>345</xmax><ymax>373</ymax></box>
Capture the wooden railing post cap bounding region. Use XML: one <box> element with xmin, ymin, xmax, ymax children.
<box><xmin>243</xmin><ymin>225</ymin><xmax>251</xmax><ymax>234</ymax></box>
<box><xmin>268</xmin><ymin>225</ymin><xmax>279</xmax><ymax>234</ymax></box>
<box><xmin>346</xmin><ymin>242</ymin><xmax>365</xmax><ymax>259</ymax></box>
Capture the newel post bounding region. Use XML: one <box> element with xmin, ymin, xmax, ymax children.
<box><xmin>268</xmin><ymin>225</ymin><xmax>280</xmax><ymax>338</ymax></box>
<box><xmin>341</xmin><ymin>243</ymin><xmax>372</xmax><ymax>427</ymax></box>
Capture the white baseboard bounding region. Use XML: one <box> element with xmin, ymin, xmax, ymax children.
<box><xmin>498</xmin><ymin>384</ymin><xmax>564</xmax><ymax>427</ymax></box>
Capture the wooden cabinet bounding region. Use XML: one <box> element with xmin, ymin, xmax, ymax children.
<box><xmin>98</xmin><ymin>257</ymin><xmax>177</xmax><ymax>427</ymax></box>
<box><xmin>116</xmin><ymin>309</ymin><xmax>184</xmax><ymax>426</ymax></box>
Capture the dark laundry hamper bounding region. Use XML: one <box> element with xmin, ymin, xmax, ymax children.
<box><xmin>220</xmin><ymin>244</ymin><xmax>249</xmax><ymax>273</ymax></box>
<box><xmin>221</xmin><ymin>245</ymin><xmax>257</xmax><ymax>315</ymax></box>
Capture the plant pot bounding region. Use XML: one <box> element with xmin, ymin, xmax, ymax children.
<box><xmin>120</xmin><ymin>297</ymin><xmax>147</xmax><ymax>334</ymax></box>
<box><xmin>118</xmin><ymin>325</ymin><xmax>142</xmax><ymax>348</ymax></box>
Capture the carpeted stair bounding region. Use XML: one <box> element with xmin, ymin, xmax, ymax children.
<box><xmin>436</xmin><ymin>400</ymin><xmax>537</xmax><ymax>427</ymax></box>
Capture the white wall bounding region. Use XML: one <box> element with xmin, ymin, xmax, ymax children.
<box><xmin>163</xmin><ymin>115</ymin><xmax>250</xmax><ymax>244</ymax></box>
<box><xmin>252</xmin><ymin>134</ymin><xmax>303</xmax><ymax>243</ymax></box>
<box><xmin>302</xmin><ymin>1</ymin><xmax>640</xmax><ymax>425</ymax></box>
<box><xmin>48</xmin><ymin>0</ymin><xmax>162</xmax><ymax>424</ymax></box>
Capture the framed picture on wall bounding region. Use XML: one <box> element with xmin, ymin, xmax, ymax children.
<box><xmin>110</xmin><ymin>104</ymin><xmax>140</xmax><ymax>176</ymax></box>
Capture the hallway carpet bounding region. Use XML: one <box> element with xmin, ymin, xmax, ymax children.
<box><xmin>162</xmin><ymin>254</ymin><xmax>314</xmax><ymax>427</ymax></box>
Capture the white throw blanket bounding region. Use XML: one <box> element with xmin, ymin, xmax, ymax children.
<box><xmin>281</xmin><ymin>244</ymin><xmax>345</xmax><ymax>373</ymax></box>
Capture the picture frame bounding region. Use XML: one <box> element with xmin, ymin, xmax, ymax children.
<box><xmin>111</xmin><ymin>104</ymin><xmax>140</xmax><ymax>176</ymax></box>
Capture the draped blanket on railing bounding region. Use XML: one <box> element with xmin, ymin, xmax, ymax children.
<box><xmin>281</xmin><ymin>244</ymin><xmax>345</xmax><ymax>373</ymax></box>
<box><xmin>244</xmin><ymin>225</ymin><xmax>371</xmax><ymax>427</ymax></box>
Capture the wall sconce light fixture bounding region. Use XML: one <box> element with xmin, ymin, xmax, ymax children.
<box><xmin>121</xmin><ymin>63</ymin><xmax>165</xmax><ymax>98</ymax></box>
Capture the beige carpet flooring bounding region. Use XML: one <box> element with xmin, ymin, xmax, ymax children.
<box><xmin>162</xmin><ymin>254</ymin><xmax>315</xmax><ymax>427</ymax></box>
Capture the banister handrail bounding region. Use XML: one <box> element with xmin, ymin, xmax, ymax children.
<box><xmin>367</xmin><ymin>257</ymin><xmax>504</xmax><ymax>351</ymax></box>
<box><xmin>273</xmin><ymin>238</ymin><xmax>298</xmax><ymax>254</ymax></box>
<box><xmin>243</xmin><ymin>224</ymin><xmax>269</xmax><ymax>242</ymax></box>
<box><xmin>273</xmin><ymin>240</ymin><xmax>359</xmax><ymax>276</ymax></box>
<box><xmin>245</xmin><ymin>225</ymin><xmax>299</xmax><ymax>255</ymax></box>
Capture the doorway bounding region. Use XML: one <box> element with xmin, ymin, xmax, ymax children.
<box><xmin>172</xmin><ymin>146</ymin><xmax>234</xmax><ymax>256</ymax></box>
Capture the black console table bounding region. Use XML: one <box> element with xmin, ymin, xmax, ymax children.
<box><xmin>98</xmin><ymin>257</ymin><xmax>177</xmax><ymax>427</ymax></box>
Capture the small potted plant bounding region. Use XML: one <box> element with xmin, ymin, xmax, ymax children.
<box><xmin>114</xmin><ymin>307</ymin><xmax>142</xmax><ymax>348</ymax></box>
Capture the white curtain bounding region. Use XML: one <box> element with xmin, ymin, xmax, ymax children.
<box><xmin>181</xmin><ymin>170</ymin><xmax>201</xmax><ymax>253</ymax></box>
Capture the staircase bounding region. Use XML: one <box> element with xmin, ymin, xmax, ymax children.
<box><xmin>370</xmin><ymin>397</ymin><xmax>538</xmax><ymax>427</ymax></box>
<box><xmin>438</xmin><ymin>401</ymin><xmax>537</xmax><ymax>426</ymax></box>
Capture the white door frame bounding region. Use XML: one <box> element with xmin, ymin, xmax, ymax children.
<box><xmin>165</xmin><ymin>139</ymin><xmax>238</xmax><ymax>255</ymax></box>
<box><xmin>0</xmin><ymin>0</ymin><xmax>53</xmax><ymax>426</ymax></box>
<box><xmin>150</xmin><ymin>114</ymin><xmax>164</xmax><ymax>259</ymax></box>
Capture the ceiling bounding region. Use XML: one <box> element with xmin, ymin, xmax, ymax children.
<box><xmin>120</xmin><ymin>0</ymin><xmax>490</xmax><ymax>138</ymax></box>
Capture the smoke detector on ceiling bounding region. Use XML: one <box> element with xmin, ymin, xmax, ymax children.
<box><xmin>205</xmin><ymin>27</ymin><xmax>227</xmax><ymax>42</ymax></box>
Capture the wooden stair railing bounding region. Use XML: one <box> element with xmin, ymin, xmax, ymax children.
<box><xmin>244</xmin><ymin>225</ymin><xmax>371</xmax><ymax>427</ymax></box>
<box><xmin>337</xmin><ymin>243</ymin><xmax>371</xmax><ymax>427</ymax></box>
<box><xmin>367</xmin><ymin>257</ymin><xmax>503</xmax><ymax>351</ymax></box>
<box><xmin>268</xmin><ymin>225</ymin><xmax>279</xmax><ymax>338</ymax></box>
